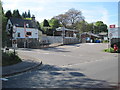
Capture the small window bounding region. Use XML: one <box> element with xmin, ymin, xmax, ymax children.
<box><xmin>8</xmin><ymin>24</ymin><xmax>11</xmax><ymax>29</ymax></box>
<box><xmin>18</xmin><ymin>33</ymin><xmax>20</xmax><ymax>37</ymax></box>
<box><xmin>26</xmin><ymin>24</ymin><xmax>29</xmax><ymax>28</ymax></box>
<box><xmin>26</xmin><ymin>32</ymin><xmax>32</xmax><ymax>36</ymax></box>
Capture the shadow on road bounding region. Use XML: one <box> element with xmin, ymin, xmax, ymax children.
<box><xmin>2</xmin><ymin>64</ymin><xmax>115</xmax><ymax>88</ymax></box>
<box><xmin>41</xmin><ymin>47</ymin><xmax>70</xmax><ymax>52</ymax></box>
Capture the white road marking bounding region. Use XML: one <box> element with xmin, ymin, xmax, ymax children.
<box><xmin>0</xmin><ymin>78</ymin><xmax>8</xmax><ymax>81</ymax></box>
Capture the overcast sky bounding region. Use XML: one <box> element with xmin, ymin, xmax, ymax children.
<box><xmin>2</xmin><ymin>0</ymin><xmax>119</xmax><ymax>27</ymax></box>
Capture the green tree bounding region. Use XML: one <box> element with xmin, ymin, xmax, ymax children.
<box><xmin>43</xmin><ymin>19</ymin><xmax>50</xmax><ymax>27</ymax></box>
<box><xmin>22</xmin><ymin>12</ymin><xmax>25</xmax><ymax>18</ymax></box>
<box><xmin>36</xmin><ymin>21</ymin><xmax>41</xmax><ymax>30</ymax></box>
<box><xmin>76</xmin><ymin>20</ymin><xmax>87</xmax><ymax>33</ymax></box>
<box><xmin>1</xmin><ymin>4</ymin><xmax>8</xmax><ymax>47</ymax></box>
<box><xmin>95</xmin><ymin>21</ymin><xmax>108</xmax><ymax>33</ymax></box>
<box><xmin>24</xmin><ymin>11</ymin><xmax>27</xmax><ymax>18</ymax></box>
<box><xmin>13</xmin><ymin>9</ymin><xmax>21</xmax><ymax>18</ymax></box>
<box><xmin>5</xmin><ymin>10</ymin><xmax>12</xmax><ymax>19</ymax></box>
<box><xmin>49</xmin><ymin>18</ymin><xmax>61</xmax><ymax>29</ymax></box>
<box><xmin>27</xmin><ymin>10</ymin><xmax>31</xmax><ymax>18</ymax></box>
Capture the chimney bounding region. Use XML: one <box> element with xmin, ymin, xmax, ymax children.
<box><xmin>31</xmin><ymin>15</ymin><xmax>37</xmax><ymax>28</ymax></box>
<box><xmin>31</xmin><ymin>15</ymin><xmax>35</xmax><ymax>21</ymax></box>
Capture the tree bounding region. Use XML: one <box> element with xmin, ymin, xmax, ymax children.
<box><xmin>22</xmin><ymin>12</ymin><xmax>25</xmax><ymax>18</ymax></box>
<box><xmin>5</xmin><ymin>10</ymin><xmax>12</xmax><ymax>19</ymax></box>
<box><xmin>65</xmin><ymin>8</ymin><xmax>84</xmax><ymax>28</ymax></box>
<box><xmin>43</xmin><ymin>19</ymin><xmax>50</xmax><ymax>27</ymax></box>
<box><xmin>36</xmin><ymin>21</ymin><xmax>41</xmax><ymax>30</ymax></box>
<box><xmin>24</xmin><ymin>11</ymin><xmax>27</xmax><ymax>18</ymax></box>
<box><xmin>49</xmin><ymin>18</ymin><xmax>61</xmax><ymax>29</ymax></box>
<box><xmin>27</xmin><ymin>10</ymin><xmax>31</xmax><ymax>18</ymax></box>
<box><xmin>95</xmin><ymin>21</ymin><xmax>108</xmax><ymax>33</ymax></box>
<box><xmin>54</xmin><ymin>14</ymin><xmax>68</xmax><ymax>28</ymax></box>
<box><xmin>13</xmin><ymin>9</ymin><xmax>21</xmax><ymax>18</ymax></box>
<box><xmin>76</xmin><ymin>20</ymin><xmax>87</xmax><ymax>33</ymax></box>
<box><xmin>1</xmin><ymin>2</ymin><xmax>9</xmax><ymax>47</ymax></box>
<box><xmin>54</xmin><ymin>8</ymin><xmax>84</xmax><ymax>29</ymax></box>
<box><xmin>2</xmin><ymin>7</ymin><xmax>4</xmax><ymax>15</ymax></box>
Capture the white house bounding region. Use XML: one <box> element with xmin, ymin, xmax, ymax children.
<box><xmin>6</xmin><ymin>16</ymin><xmax>41</xmax><ymax>48</ymax></box>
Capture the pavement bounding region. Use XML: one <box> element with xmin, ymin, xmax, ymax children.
<box><xmin>2</xmin><ymin>59</ymin><xmax>42</xmax><ymax>77</ymax></box>
<box><xmin>1</xmin><ymin>43</ymin><xmax>61</xmax><ymax>78</ymax></box>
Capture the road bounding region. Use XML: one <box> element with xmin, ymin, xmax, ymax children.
<box><xmin>2</xmin><ymin>43</ymin><xmax>119</xmax><ymax>88</ymax></box>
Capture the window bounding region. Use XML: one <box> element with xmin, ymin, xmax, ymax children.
<box><xmin>26</xmin><ymin>32</ymin><xmax>32</xmax><ymax>36</ymax></box>
<box><xmin>26</xmin><ymin>24</ymin><xmax>29</xmax><ymax>28</ymax></box>
<box><xmin>18</xmin><ymin>33</ymin><xmax>20</xmax><ymax>37</ymax></box>
<box><xmin>8</xmin><ymin>24</ymin><xmax>11</xmax><ymax>29</ymax></box>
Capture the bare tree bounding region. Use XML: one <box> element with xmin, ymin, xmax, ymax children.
<box><xmin>54</xmin><ymin>14</ymin><xmax>68</xmax><ymax>28</ymax></box>
<box><xmin>54</xmin><ymin>8</ymin><xmax>84</xmax><ymax>29</ymax></box>
<box><xmin>66</xmin><ymin>8</ymin><xmax>84</xmax><ymax>28</ymax></box>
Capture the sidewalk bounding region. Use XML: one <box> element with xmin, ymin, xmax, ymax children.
<box><xmin>1</xmin><ymin>43</ymin><xmax>61</xmax><ymax>77</ymax></box>
<box><xmin>2</xmin><ymin>59</ymin><xmax>42</xmax><ymax>77</ymax></box>
<box><xmin>49</xmin><ymin>43</ymin><xmax>63</xmax><ymax>48</ymax></box>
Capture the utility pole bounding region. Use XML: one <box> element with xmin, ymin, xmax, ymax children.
<box><xmin>62</xmin><ymin>27</ymin><xmax>65</xmax><ymax>45</ymax></box>
<box><xmin>13</xmin><ymin>25</ymin><xmax>17</xmax><ymax>56</ymax></box>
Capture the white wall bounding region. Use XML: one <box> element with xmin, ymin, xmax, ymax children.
<box><xmin>15</xmin><ymin>27</ymin><xmax>38</xmax><ymax>39</ymax></box>
<box><xmin>41</xmin><ymin>36</ymin><xmax>79</xmax><ymax>44</ymax></box>
<box><xmin>41</xmin><ymin>36</ymin><xmax>63</xmax><ymax>44</ymax></box>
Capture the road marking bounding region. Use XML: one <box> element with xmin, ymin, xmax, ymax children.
<box><xmin>0</xmin><ymin>78</ymin><xmax>8</xmax><ymax>81</ymax></box>
<box><xmin>43</xmin><ymin>53</ymin><xmax>50</xmax><ymax>54</ymax></box>
<box><xmin>86</xmin><ymin>43</ymin><xmax>95</xmax><ymax>45</ymax></box>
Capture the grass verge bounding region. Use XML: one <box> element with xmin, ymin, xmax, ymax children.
<box><xmin>104</xmin><ymin>48</ymin><xmax>114</xmax><ymax>53</ymax></box>
<box><xmin>2</xmin><ymin>51</ymin><xmax>22</xmax><ymax>66</ymax></box>
<box><xmin>103</xmin><ymin>48</ymin><xmax>120</xmax><ymax>53</ymax></box>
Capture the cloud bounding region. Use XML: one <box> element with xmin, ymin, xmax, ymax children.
<box><xmin>2</xmin><ymin>0</ymin><xmax>117</xmax><ymax>26</ymax></box>
<box><xmin>81</xmin><ymin>6</ymin><xmax>110</xmax><ymax>25</ymax></box>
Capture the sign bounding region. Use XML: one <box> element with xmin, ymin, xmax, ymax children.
<box><xmin>109</xmin><ymin>25</ymin><xmax>115</xmax><ymax>28</ymax></box>
<box><xmin>12</xmin><ymin>39</ymin><xmax>17</xmax><ymax>44</ymax></box>
<box><xmin>109</xmin><ymin>33</ymin><xmax>112</xmax><ymax>38</ymax></box>
<box><xmin>108</xmin><ymin>27</ymin><xmax>120</xmax><ymax>38</ymax></box>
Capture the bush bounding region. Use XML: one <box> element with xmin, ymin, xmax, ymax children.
<box><xmin>102</xmin><ymin>40</ymin><xmax>109</xmax><ymax>43</ymax></box>
<box><xmin>2</xmin><ymin>51</ymin><xmax>22</xmax><ymax>66</ymax></box>
<box><xmin>104</xmin><ymin>48</ymin><xmax>114</xmax><ymax>53</ymax></box>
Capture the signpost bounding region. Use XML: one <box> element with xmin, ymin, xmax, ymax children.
<box><xmin>13</xmin><ymin>25</ymin><xmax>17</xmax><ymax>56</ymax></box>
<box><xmin>108</xmin><ymin>25</ymin><xmax>115</xmax><ymax>52</ymax></box>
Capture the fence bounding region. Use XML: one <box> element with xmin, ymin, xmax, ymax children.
<box><xmin>16</xmin><ymin>36</ymin><xmax>80</xmax><ymax>48</ymax></box>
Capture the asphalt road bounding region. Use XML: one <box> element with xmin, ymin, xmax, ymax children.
<box><xmin>2</xmin><ymin>43</ymin><xmax>119</xmax><ymax>88</ymax></box>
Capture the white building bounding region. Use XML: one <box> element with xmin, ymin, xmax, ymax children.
<box><xmin>6</xmin><ymin>16</ymin><xmax>42</xmax><ymax>48</ymax></box>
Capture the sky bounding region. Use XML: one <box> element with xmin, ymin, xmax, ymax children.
<box><xmin>2</xmin><ymin>0</ymin><xmax>119</xmax><ymax>27</ymax></box>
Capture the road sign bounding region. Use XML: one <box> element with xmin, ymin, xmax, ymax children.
<box><xmin>109</xmin><ymin>33</ymin><xmax>112</xmax><ymax>38</ymax></box>
<box><xmin>12</xmin><ymin>39</ymin><xmax>17</xmax><ymax>44</ymax></box>
<box><xmin>109</xmin><ymin>25</ymin><xmax>115</xmax><ymax>28</ymax></box>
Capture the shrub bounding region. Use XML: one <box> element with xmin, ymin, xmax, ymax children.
<box><xmin>2</xmin><ymin>51</ymin><xmax>22</xmax><ymax>66</ymax></box>
<box><xmin>102</xmin><ymin>40</ymin><xmax>109</xmax><ymax>43</ymax></box>
<box><xmin>104</xmin><ymin>48</ymin><xmax>114</xmax><ymax>53</ymax></box>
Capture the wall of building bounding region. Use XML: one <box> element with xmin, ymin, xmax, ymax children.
<box><xmin>15</xmin><ymin>27</ymin><xmax>38</xmax><ymax>39</ymax></box>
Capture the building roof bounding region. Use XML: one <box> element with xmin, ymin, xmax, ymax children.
<box><xmin>9</xmin><ymin>17</ymin><xmax>38</xmax><ymax>28</ymax></box>
<box><xmin>81</xmin><ymin>32</ymin><xmax>100</xmax><ymax>38</ymax></box>
<box><xmin>56</xmin><ymin>27</ymin><xmax>78</xmax><ymax>32</ymax></box>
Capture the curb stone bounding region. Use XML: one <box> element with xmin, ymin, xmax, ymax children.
<box><xmin>2</xmin><ymin>61</ymin><xmax>42</xmax><ymax>78</ymax></box>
